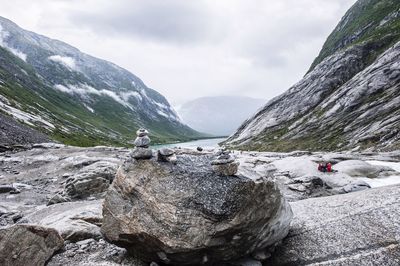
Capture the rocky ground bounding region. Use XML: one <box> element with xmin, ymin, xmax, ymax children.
<box><xmin>0</xmin><ymin>144</ymin><xmax>399</xmax><ymax>265</ymax></box>
<box><xmin>0</xmin><ymin>113</ymin><xmax>50</xmax><ymax>148</ymax></box>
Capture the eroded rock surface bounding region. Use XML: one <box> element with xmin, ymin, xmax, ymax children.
<box><xmin>101</xmin><ymin>154</ymin><xmax>293</xmax><ymax>265</ymax></box>
<box><xmin>268</xmin><ymin>184</ymin><xmax>400</xmax><ymax>265</ymax></box>
<box><xmin>0</xmin><ymin>224</ymin><xmax>63</xmax><ymax>266</ymax></box>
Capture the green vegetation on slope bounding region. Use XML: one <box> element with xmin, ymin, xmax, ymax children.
<box><xmin>0</xmin><ymin>46</ymin><xmax>203</xmax><ymax>146</ymax></box>
<box><xmin>309</xmin><ymin>0</ymin><xmax>400</xmax><ymax>72</ymax></box>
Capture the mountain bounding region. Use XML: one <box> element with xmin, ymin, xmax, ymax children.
<box><xmin>224</xmin><ymin>0</ymin><xmax>400</xmax><ymax>152</ymax></box>
<box><xmin>177</xmin><ymin>96</ymin><xmax>265</xmax><ymax>136</ymax></box>
<box><xmin>0</xmin><ymin>16</ymin><xmax>203</xmax><ymax>146</ymax></box>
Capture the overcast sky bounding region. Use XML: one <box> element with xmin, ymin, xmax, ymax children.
<box><xmin>0</xmin><ymin>0</ymin><xmax>356</xmax><ymax>106</ymax></box>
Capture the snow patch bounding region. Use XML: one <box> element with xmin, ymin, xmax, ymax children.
<box><xmin>0</xmin><ymin>98</ymin><xmax>55</xmax><ymax>130</ymax></box>
<box><xmin>48</xmin><ymin>55</ymin><xmax>77</xmax><ymax>70</ymax></box>
<box><xmin>99</xmin><ymin>89</ymin><xmax>129</xmax><ymax>107</ymax></box>
<box><xmin>121</xmin><ymin>91</ymin><xmax>142</xmax><ymax>102</ymax></box>
<box><xmin>83</xmin><ymin>104</ymin><xmax>94</xmax><ymax>113</ymax></box>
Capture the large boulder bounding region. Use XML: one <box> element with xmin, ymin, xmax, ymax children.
<box><xmin>22</xmin><ymin>201</ymin><xmax>102</xmax><ymax>242</ymax></box>
<box><xmin>101</xmin><ymin>154</ymin><xmax>293</xmax><ymax>265</ymax></box>
<box><xmin>64</xmin><ymin>161</ymin><xmax>118</xmax><ymax>199</ymax></box>
<box><xmin>334</xmin><ymin>160</ymin><xmax>396</xmax><ymax>178</ymax></box>
<box><xmin>0</xmin><ymin>224</ymin><xmax>63</xmax><ymax>266</ymax></box>
<box><xmin>268</xmin><ymin>184</ymin><xmax>400</xmax><ymax>265</ymax></box>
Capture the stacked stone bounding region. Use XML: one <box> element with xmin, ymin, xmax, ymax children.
<box><xmin>157</xmin><ymin>148</ymin><xmax>177</xmax><ymax>164</ymax></box>
<box><xmin>211</xmin><ymin>150</ymin><xmax>239</xmax><ymax>176</ymax></box>
<box><xmin>131</xmin><ymin>129</ymin><xmax>153</xmax><ymax>160</ymax></box>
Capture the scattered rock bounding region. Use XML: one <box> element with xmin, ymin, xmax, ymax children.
<box><xmin>64</xmin><ymin>161</ymin><xmax>118</xmax><ymax>199</ymax></box>
<box><xmin>157</xmin><ymin>148</ymin><xmax>177</xmax><ymax>164</ymax></box>
<box><xmin>212</xmin><ymin>150</ymin><xmax>240</xmax><ymax>176</ymax></box>
<box><xmin>342</xmin><ymin>180</ymin><xmax>371</xmax><ymax>193</ymax></box>
<box><xmin>197</xmin><ymin>146</ymin><xmax>203</xmax><ymax>152</ymax></box>
<box><xmin>0</xmin><ymin>185</ymin><xmax>17</xmax><ymax>194</ymax></box>
<box><xmin>47</xmin><ymin>194</ymin><xmax>70</xmax><ymax>206</ymax></box>
<box><xmin>32</xmin><ymin>143</ymin><xmax>65</xmax><ymax>149</ymax></box>
<box><xmin>102</xmin><ymin>155</ymin><xmax>292</xmax><ymax>265</ymax></box>
<box><xmin>0</xmin><ymin>224</ymin><xmax>63</xmax><ymax>266</ymax></box>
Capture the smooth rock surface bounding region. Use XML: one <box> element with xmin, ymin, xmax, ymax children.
<box><xmin>268</xmin><ymin>184</ymin><xmax>400</xmax><ymax>265</ymax></box>
<box><xmin>334</xmin><ymin>160</ymin><xmax>395</xmax><ymax>178</ymax></box>
<box><xmin>0</xmin><ymin>224</ymin><xmax>63</xmax><ymax>266</ymax></box>
<box><xmin>23</xmin><ymin>201</ymin><xmax>102</xmax><ymax>242</ymax></box>
<box><xmin>101</xmin><ymin>154</ymin><xmax>293</xmax><ymax>265</ymax></box>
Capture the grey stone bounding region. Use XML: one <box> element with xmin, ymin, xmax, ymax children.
<box><xmin>136</xmin><ymin>128</ymin><xmax>149</xmax><ymax>137</ymax></box>
<box><xmin>0</xmin><ymin>224</ymin><xmax>63</xmax><ymax>266</ymax></box>
<box><xmin>64</xmin><ymin>161</ymin><xmax>117</xmax><ymax>199</ymax></box>
<box><xmin>0</xmin><ymin>185</ymin><xmax>17</xmax><ymax>194</ymax></box>
<box><xmin>134</xmin><ymin>136</ymin><xmax>151</xmax><ymax>147</ymax></box>
<box><xmin>268</xmin><ymin>184</ymin><xmax>400</xmax><ymax>265</ymax></box>
<box><xmin>334</xmin><ymin>160</ymin><xmax>396</xmax><ymax>178</ymax></box>
<box><xmin>158</xmin><ymin>148</ymin><xmax>174</xmax><ymax>156</ymax></box>
<box><xmin>131</xmin><ymin>147</ymin><xmax>153</xmax><ymax>160</ymax></box>
<box><xmin>47</xmin><ymin>194</ymin><xmax>70</xmax><ymax>206</ymax></box>
<box><xmin>212</xmin><ymin>161</ymin><xmax>240</xmax><ymax>176</ymax></box>
<box><xmin>23</xmin><ymin>201</ymin><xmax>102</xmax><ymax>242</ymax></box>
<box><xmin>101</xmin><ymin>155</ymin><xmax>292</xmax><ymax>265</ymax></box>
<box><xmin>232</xmin><ymin>258</ymin><xmax>262</xmax><ymax>266</ymax></box>
<box><xmin>157</xmin><ymin>148</ymin><xmax>177</xmax><ymax>164</ymax></box>
<box><xmin>342</xmin><ymin>180</ymin><xmax>371</xmax><ymax>193</ymax></box>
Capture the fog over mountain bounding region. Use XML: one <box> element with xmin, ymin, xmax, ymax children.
<box><xmin>177</xmin><ymin>96</ymin><xmax>265</xmax><ymax>136</ymax></box>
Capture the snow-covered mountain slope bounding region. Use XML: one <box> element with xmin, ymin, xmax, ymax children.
<box><xmin>224</xmin><ymin>0</ymin><xmax>400</xmax><ymax>152</ymax></box>
<box><xmin>177</xmin><ymin>96</ymin><xmax>265</xmax><ymax>136</ymax></box>
<box><xmin>0</xmin><ymin>16</ymin><xmax>202</xmax><ymax>146</ymax></box>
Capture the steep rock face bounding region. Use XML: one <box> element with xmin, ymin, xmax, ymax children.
<box><xmin>0</xmin><ymin>17</ymin><xmax>202</xmax><ymax>146</ymax></box>
<box><xmin>268</xmin><ymin>184</ymin><xmax>400</xmax><ymax>265</ymax></box>
<box><xmin>224</xmin><ymin>0</ymin><xmax>400</xmax><ymax>152</ymax></box>
<box><xmin>101</xmin><ymin>154</ymin><xmax>293</xmax><ymax>265</ymax></box>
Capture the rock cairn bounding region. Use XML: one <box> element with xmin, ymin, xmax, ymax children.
<box><xmin>211</xmin><ymin>149</ymin><xmax>239</xmax><ymax>176</ymax></box>
<box><xmin>131</xmin><ymin>129</ymin><xmax>153</xmax><ymax>160</ymax></box>
<box><xmin>157</xmin><ymin>148</ymin><xmax>177</xmax><ymax>164</ymax></box>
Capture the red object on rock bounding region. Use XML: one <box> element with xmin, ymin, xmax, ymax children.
<box><xmin>327</xmin><ymin>163</ymin><xmax>332</xmax><ymax>172</ymax></box>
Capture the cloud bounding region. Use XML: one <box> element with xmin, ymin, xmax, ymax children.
<box><xmin>48</xmin><ymin>55</ymin><xmax>77</xmax><ymax>70</ymax></box>
<box><xmin>0</xmin><ymin>24</ymin><xmax>27</xmax><ymax>61</ymax></box>
<box><xmin>54</xmin><ymin>83</ymin><xmax>140</xmax><ymax>109</ymax></box>
<box><xmin>0</xmin><ymin>0</ymin><xmax>358</xmax><ymax>105</ymax></box>
<box><xmin>69</xmin><ymin>0</ymin><xmax>220</xmax><ymax>44</ymax></box>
